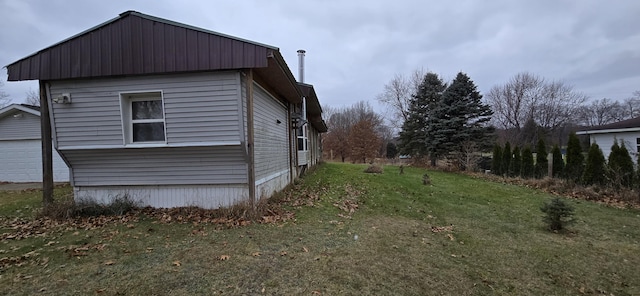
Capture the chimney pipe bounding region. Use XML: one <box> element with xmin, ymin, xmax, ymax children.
<box><xmin>297</xmin><ymin>49</ymin><xmax>306</xmax><ymax>83</ymax></box>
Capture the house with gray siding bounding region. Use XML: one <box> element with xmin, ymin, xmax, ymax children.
<box><xmin>0</xmin><ymin>104</ymin><xmax>69</xmax><ymax>182</ymax></box>
<box><xmin>5</xmin><ymin>11</ymin><xmax>326</xmax><ymax>208</ymax></box>
<box><xmin>577</xmin><ymin>116</ymin><xmax>640</xmax><ymax>161</ymax></box>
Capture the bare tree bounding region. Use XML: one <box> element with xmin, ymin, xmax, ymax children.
<box><xmin>485</xmin><ymin>72</ymin><xmax>587</xmax><ymax>146</ymax></box>
<box><xmin>485</xmin><ymin>72</ymin><xmax>543</xmax><ymax>135</ymax></box>
<box><xmin>376</xmin><ymin>68</ymin><xmax>425</xmax><ymax>129</ymax></box>
<box><xmin>535</xmin><ymin>80</ymin><xmax>588</xmax><ymax>131</ymax></box>
<box><xmin>622</xmin><ymin>90</ymin><xmax>640</xmax><ymax>119</ymax></box>
<box><xmin>0</xmin><ymin>81</ymin><xmax>10</xmax><ymax>108</ymax></box>
<box><xmin>348</xmin><ymin>119</ymin><xmax>382</xmax><ymax>163</ymax></box>
<box><xmin>576</xmin><ymin>98</ymin><xmax>625</xmax><ymax>127</ymax></box>
<box><xmin>24</xmin><ymin>88</ymin><xmax>40</xmax><ymax>106</ymax></box>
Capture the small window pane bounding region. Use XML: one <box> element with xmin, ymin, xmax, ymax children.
<box><xmin>132</xmin><ymin>100</ymin><xmax>163</xmax><ymax>120</ymax></box>
<box><xmin>133</xmin><ymin>122</ymin><xmax>165</xmax><ymax>142</ymax></box>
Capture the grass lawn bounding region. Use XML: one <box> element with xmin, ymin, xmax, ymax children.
<box><xmin>1</xmin><ymin>162</ymin><xmax>639</xmax><ymax>295</ymax></box>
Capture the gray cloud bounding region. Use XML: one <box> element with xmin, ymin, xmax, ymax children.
<box><xmin>2</xmin><ymin>0</ymin><xmax>639</xmax><ymax>112</ymax></box>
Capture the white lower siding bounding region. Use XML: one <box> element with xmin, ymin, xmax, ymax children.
<box><xmin>74</xmin><ymin>184</ymin><xmax>248</xmax><ymax>209</ymax></box>
<box><xmin>255</xmin><ymin>169</ymin><xmax>290</xmax><ymax>199</ymax></box>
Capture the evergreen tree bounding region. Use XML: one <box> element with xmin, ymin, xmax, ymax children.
<box><xmin>399</xmin><ymin>72</ymin><xmax>446</xmax><ymax>163</ymax></box>
<box><xmin>551</xmin><ymin>144</ymin><xmax>564</xmax><ymax>178</ymax></box>
<box><xmin>386</xmin><ymin>142</ymin><xmax>398</xmax><ymax>159</ymax></box>
<box><xmin>565</xmin><ymin>132</ymin><xmax>585</xmax><ymax>182</ymax></box>
<box><xmin>492</xmin><ymin>144</ymin><xmax>503</xmax><ymax>175</ymax></box>
<box><xmin>608</xmin><ymin>140</ymin><xmax>635</xmax><ymax>187</ymax></box>
<box><xmin>425</xmin><ymin>72</ymin><xmax>493</xmax><ymax>167</ymax></box>
<box><xmin>501</xmin><ymin>142</ymin><xmax>512</xmax><ymax>177</ymax></box>
<box><xmin>535</xmin><ymin>139</ymin><xmax>548</xmax><ymax>178</ymax></box>
<box><xmin>582</xmin><ymin>143</ymin><xmax>606</xmax><ymax>185</ymax></box>
<box><xmin>510</xmin><ymin>146</ymin><xmax>522</xmax><ymax>177</ymax></box>
<box><xmin>521</xmin><ymin>146</ymin><xmax>534</xmax><ymax>178</ymax></box>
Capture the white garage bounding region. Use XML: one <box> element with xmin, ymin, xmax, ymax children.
<box><xmin>0</xmin><ymin>104</ymin><xmax>69</xmax><ymax>182</ymax></box>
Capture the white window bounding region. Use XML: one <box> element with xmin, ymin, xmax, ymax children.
<box><xmin>297</xmin><ymin>125</ymin><xmax>308</xmax><ymax>151</ymax></box>
<box><xmin>121</xmin><ymin>91</ymin><xmax>166</xmax><ymax>144</ymax></box>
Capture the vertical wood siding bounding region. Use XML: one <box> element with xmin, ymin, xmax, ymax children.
<box><xmin>0</xmin><ymin>111</ymin><xmax>41</xmax><ymax>140</ymax></box>
<box><xmin>65</xmin><ymin>146</ymin><xmax>247</xmax><ymax>186</ymax></box>
<box><xmin>253</xmin><ymin>83</ymin><xmax>290</xmax><ymax>181</ymax></box>
<box><xmin>49</xmin><ymin>72</ymin><xmax>241</xmax><ymax>148</ymax></box>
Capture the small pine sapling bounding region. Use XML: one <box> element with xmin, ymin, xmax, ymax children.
<box><xmin>540</xmin><ymin>197</ymin><xmax>575</xmax><ymax>231</ymax></box>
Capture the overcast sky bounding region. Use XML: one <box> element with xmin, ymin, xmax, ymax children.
<box><xmin>2</xmin><ymin>0</ymin><xmax>639</xmax><ymax>115</ymax></box>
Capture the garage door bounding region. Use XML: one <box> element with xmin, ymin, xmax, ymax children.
<box><xmin>0</xmin><ymin>139</ymin><xmax>69</xmax><ymax>182</ymax></box>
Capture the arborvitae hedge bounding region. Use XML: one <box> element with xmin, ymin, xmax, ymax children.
<box><xmin>521</xmin><ymin>146</ymin><xmax>534</xmax><ymax>178</ymax></box>
<box><xmin>501</xmin><ymin>142</ymin><xmax>512</xmax><ymax>177</ymax></box>
<box><xmin>565</xmin><ymin>133</ymin><xmax>584</xmax><ymax>182</ymax></box>
<box><xmin>510</xmin><ymin>146</ymin><xmax>522</xmax><ymax>177</ymax></box>
<box><xmin>583</xmin><ymin>143</ymin><xmax>606</xmax><ymax>185</ymax></box>
<box><xmin>492</xmin><ymin>144</ymin><xmax>503</xmax><ymax>176</ymax></box>
<box><xmin>551</xmin><ymin>145</ymin><xmax>564</xmax><ymax>178</ymax></box>
<box><xmin>608</xmin><ymin>140</ymin><xmax>635</xmax><ymax>188</ymax></box>
<box><xmin>535</xmin><ymin>139</ymin><xmax>548</xmax><ymax>179</ymax></box>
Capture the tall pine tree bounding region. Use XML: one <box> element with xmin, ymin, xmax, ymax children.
<box><xmin>425</xmin><ymin>72</ymin><xmax>493</xmax><ymax>167</ymax></box>
<box><xmin>399</xmin><ymin>72</ymin><xmax>446</xmax><ymax>163</ymax></box>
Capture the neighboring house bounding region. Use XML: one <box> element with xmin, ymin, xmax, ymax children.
<box><xmin>0</xmin><ymin>104</ymin><xmax>70</xmax><ymax>182</ymax></box>
<box><xmin>5</xmin><ymin>11</ymin><xmax>326</xmax><ymax>208</ymax></box>
<box><xmin>576</xmin><ymin>116</ymin><xmax>640</xmax><ymax>160</ymax></box>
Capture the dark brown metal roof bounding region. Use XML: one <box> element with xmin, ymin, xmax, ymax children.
<box><xmin>299</xmin><ymin>83</ymin><xmax>327</xmax><ymax>133</ymax></box>
<box><xmin>579</xmin><ymin>116</ymin><xmax>640</xmax><ymax>133</ymax></box>
<box><xmin>5</xmin><ymin>10</ymin><xmax>303</xmax><ymax>104</ymax></box>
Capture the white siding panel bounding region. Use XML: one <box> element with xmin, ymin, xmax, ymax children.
<box><xmin>0</xmin><ymin>111</ymin><xmax>41</xmax><ymax>140</ymax></box>
<box><xmin>256</xmin><ymin>169</ymin><xmax>289</xmax><ymax>199</ymax></box>
<box><xmin>49</xmin><ymin>71</ymin><xmax>242</xmax><ymax>148</ymax></box>
<box><xmin>0</xmin><ymin>139</ymin><xmax>69</xmax><ymax>182</ymax></box>
<box><xmin>63</xmin><ymin>146</ymin><xmax>247</xmax><ymax>186</ymax></box>
<box><xmin>74</xmin><ymin>184</ymin><xmax>248</xmax><ymax>209</ymax></box>
<box><xmin>590</xmin><ymin>132</ymin><xmax>640</xmax><ymax>161</ymax></box>
<box><xmin>253</xmin><ymin>83</ymin><xmax>290</xmax><ymax>180</ymax></box>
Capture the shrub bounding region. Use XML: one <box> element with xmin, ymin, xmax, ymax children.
<box><xmin>540</xmin><ymin>197</ymin><xmax>575</xmax><ymax>231</ymax></box>
<box><xmin>364</xmin><ymin>164</ymin><xmax>384</xmax><ymax>174</ymax></box>
<box><xmin>41</xmin><ymin>194</ymin><xmax>140</xmax><ymax>219</ymax></box>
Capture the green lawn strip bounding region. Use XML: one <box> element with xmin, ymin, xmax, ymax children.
<box><xmin>1</xmin><ymin>162</ymin><xmax>639</xmax><ymax>295</ymax></box>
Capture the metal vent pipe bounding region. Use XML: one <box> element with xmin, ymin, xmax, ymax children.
<box><xmin>297</xmin><ymin>49</ymin><xmax>305</xmax><ymax>83</ymax></box>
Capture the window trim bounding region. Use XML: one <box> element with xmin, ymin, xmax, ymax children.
<box><xmin>119</xmin><ymin>90</ymin><xmax>167</xmax><ymax>146</ymax></box>
<box><xmin>297</xmin><ymin>124</ymin><xmax>308</xmax><ymax>151</ymax></box>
